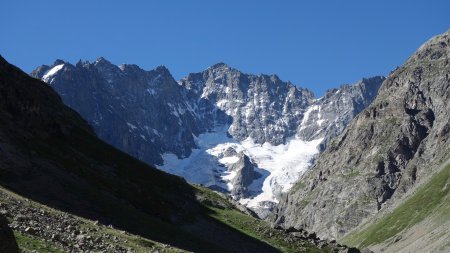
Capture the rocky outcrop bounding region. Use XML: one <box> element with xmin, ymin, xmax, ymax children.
<box><xmin>0</xmin><ymin>212</ymin><xmax>19</xmax><ymax>253</ymax></box>
<box><xmin>274</xmin><ymin>29</ymin><xmax>450</xmax><ymax>240</ymax></box>
<box><xmin>0</xmin><ymin>192</ymin><xmax>146</xmax><ymax>253</ymax></box>
<box><xmin>275</xmin><ymin>226</ymin><xmax>362</xmax><ymax>253</ymax></box>
<box><xmin>230</xmin><ymin>153</ymin><xmax>262</xmax><ymax>198</ymax></box>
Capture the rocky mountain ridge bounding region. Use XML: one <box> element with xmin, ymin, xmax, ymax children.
<box><xmin>273</xmin><ymin>29</ymin><xmax>450</xmax><ymax>249</ymax></box>
<box><xmin>33</xmin><ymin>57</ymin><xmax>205</xmax><ymax>165</ymax></box>
<box><xmin>32</xmin><ymin>58</ymin><xmax>384</xmax><ymax>215</ymax></box>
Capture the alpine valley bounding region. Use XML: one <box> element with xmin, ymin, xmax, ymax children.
<box><xmin>0</xmin><ymin>28</ymin><xmax>449</xmax><ymax>253</ymax></box>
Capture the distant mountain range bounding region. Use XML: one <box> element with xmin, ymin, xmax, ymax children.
<box><xmin>32</xmin><ymin>58</ymin><xmax>384</xmax><ymax>216</ymax></box>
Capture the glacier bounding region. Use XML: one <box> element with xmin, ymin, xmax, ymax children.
<box><xmin>159</xmin><ymin>124</ymin><xmax>323</xmax><ymax>212</ymax></box>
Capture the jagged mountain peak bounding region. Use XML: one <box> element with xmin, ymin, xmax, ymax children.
<box><xmin>189</xmin><ymin>62</ymin><xmax>315</xmax><ymax>98</ymax></box>
<box><xmin>320</xmin><ymin>76</ymin><xmax>385</xmax><ymax>99</ymax></box>
<box><xmin>206</xmin><ymin>63</ymin><xmax>293</xmax><ymax>87</ymax></box>
<box><xmin>95</xmin><ymin>56</ymin><xmax>109</xmax><ymax>63</ymax></box>
<box><xmin>295</xmin><ymin>75</ymin><xmax>384</xmax><ymax>146</ymax></box>
<box><xmin>75</xmin><ymin>59</ymin><xmax>90</xmax><ymax>68</ymax></box>
<box><xmin>346</xmin><ymin>76</ymin><xmax>384</xmax><ymax>93</ymax></box>
<box><xmin>118</xmin><ymin>63</ymin><xmax>144</xmax><ymax>73</ymax></box>
<box><xmin>336</xmin><ymin>76</ymin><xmax>385</xmax><ymax>91</ymax></box>
<box><xmin>155</xmin><ymin>65</ymin><xmax>169</xmax><ymax>71</ymax></box>
<box><xmin>93</xmin><ymin>56</ymin><xmax>116</xmax><ymax>68</ymax></box>
<box><xmin>207</xmin><ymin>63</ymin><xmax>287</xmax><ymax>83</ymax></box>
<box><xmin>154</xmin><ymin>65</ymin><xmax>172</xmax><ymax>76</ymax></box>
<box><xmin>91</xmin><ymin>57</ymin><xmax>172</xmax><ymax>76</ymax></box>
<box><xmin>34</xmin><ymin>58</ymin><xmax>180</xmax><ymax>89</ymax></box>
<box><xmin>53</xmin><ymin>59</ymin><xmax>66</xmax><ymax>66</ymax></box>
<box><xmin>361</xmin><ymin>75</ymin><xmax>385</xmax><ymax>83</ymax></box>
<box><xmin>209</xmin><ymin>62</ymin><xmax>231</xmax><ymax>70</ymax></box>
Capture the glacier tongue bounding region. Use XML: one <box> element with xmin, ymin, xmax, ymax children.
<box><xmin>238</xmin><ymin>136</ymin><xmax>323</xmax><ymax>208</ymax></box>
<box><xmin>160</xmin><ymin>126</ymin><xmax>234</xmax><ymax>189</ymax></box>
<box><xmin>159</xmin><ymin>125</ymin><xmax>323</xmax><ymax>213</ymax></box>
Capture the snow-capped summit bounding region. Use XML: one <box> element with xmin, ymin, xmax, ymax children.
<box><xmin>32</xmin><ymin>59</ymin><xmax>384</xmax><ymax>216</ymax></box>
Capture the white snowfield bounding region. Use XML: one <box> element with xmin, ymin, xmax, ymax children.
<box><xmin>159</xmin><ymin>125</ymin><xmax>322</xmax><ymax>210</ymax></box>
<box><xmin>42</xmin><ymin>64</ymin><xmax>64</xmax><ymax>83</ymax></box>
<box><xmin>239</xmin><ymin>137</ymin><xmax>323</xmax><ymax>208</ymax></box>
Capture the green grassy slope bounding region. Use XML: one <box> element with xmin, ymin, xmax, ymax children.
<box><xmin>194</xmin><ymin>186</ymin><xmax>335</xmax><ymax>253</ymax></box>
<box><xmin>1</xmin><ymin>183</ymin><xmax>331</xmax><ymax>253</ymax></box>
<box><xmin>341</xmin><ymin>163</ymin><xmax>450</xmax><ymax>248</ymax></box>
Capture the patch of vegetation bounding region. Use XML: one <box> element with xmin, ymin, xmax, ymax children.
<box><xmin>299</xmin><ymin>199</ymin><xmax>310</xmax><ymax>207</ymax></box>
<box><xmin>195</xmin><ymin>186</ymin><xmax>330</xmax><ymax>253</ymax></box>
<box><xmin>340</xmin><ymin>171</ymin><xmax>360</xmax><ymax>179</ymax></box>
<box><xmin>341</xmin><ymin>163</ymin><xmax>450</xmax><ymax>248</ymax></box>
<box><xmin>383</xmin><ymin>116</ymin><xmax>401</xmax><ymax>125</ymax></box>
<box><xmin>14</xmin><ymin>231</ymin><xmax>65</xmax><ymax>253</ymax></box>
<box><xmin>209</xmin><ymin>207</ymin><xmax>330</xmax><ymax>253</ymax></box>
<box><xmin>291</xmin><ymin>180</ymin><xmax>308</xmax><ymax>192</ymax></box>
<box><xmin>358</xmin><ymin>194</ymin><xmax>374</xmax><ymax>205</ymax></box>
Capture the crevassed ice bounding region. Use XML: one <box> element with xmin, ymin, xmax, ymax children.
<box><xmin>159</xmin><ymin>126</ymin><xmax>234</xmax><ymax>188</ymax></box>
<box><xmin>238</xmin><ymin>137</ymin><xmax>323</xmax><ymax>208</ymax></box>
<box><xmin>158</xmin><ymin>125</ymin><xmax>323</xmax><ymax>209</ymax></box>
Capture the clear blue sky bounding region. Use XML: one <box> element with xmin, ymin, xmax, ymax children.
<box><xmin>1</xmin><ymin>0</ymin><xmax>449</xmax><ymax>96</ymax></box>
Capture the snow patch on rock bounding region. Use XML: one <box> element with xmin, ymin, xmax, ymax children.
<box><xmin>42</xmin><ymin>64</ymin><xmax>64</xmax><ymax>83</ymax></box>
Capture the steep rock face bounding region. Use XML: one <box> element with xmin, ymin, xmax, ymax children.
<box><xmin>297</xmin><ymin>76</ymin><xmax>385</xmax><ymax>150</ymax></box>
<box><xmin>32</xmin><ymin>58</ymin><xmax>208</xmax><ymax>165</ymax></box>
<box><xmin>32</xmin><ymin>59</ymin><xmax>383</xmax><ymax>212</ymax></box>
<box><xmin>274</xmin><ymin>30</ymin><xmax>450</xmax><ymax>239</ymax></box>
<box><xmin>0</xmin><ymin>213</ymin><xmax>19</xmax><ymax>253</ymax></box>
<box><xmin>180</xmin><ymin>63</ymin><xmax>314</xmax><ymax>145</ymax></box>
<box><xmin>229</xmin><ymin>152</ymin><xmax>262</xmax><ymax>198</ymax></box>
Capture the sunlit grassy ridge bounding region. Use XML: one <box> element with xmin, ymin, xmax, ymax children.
<box><xmin>341</xmin><ymin>163</ymin><xmax>450</xmax><ymax>248</ymax></box>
